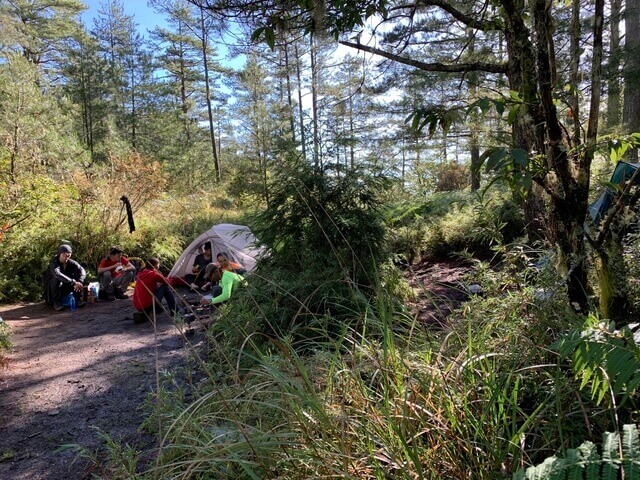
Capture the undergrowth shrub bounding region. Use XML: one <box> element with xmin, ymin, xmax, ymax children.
<box><xmin>148</xmin><ymin>279</ymin><xmax>595</xmax><ymax>479</ymax></box>
<box><xmin>243</xmin><ymin>161</ymin><xmax>390</xmax><ymax>347</ymax></box>
<box><xmin>387</xmin><ymin>188</ymin><xmax>524</xmax><ymax>263</ymax></box>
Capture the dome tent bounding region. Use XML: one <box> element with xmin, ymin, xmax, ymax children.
<box><xmin>168</xmin><ymin>224</ymin><xmax>262</xmax><ymax>279</ymax></box>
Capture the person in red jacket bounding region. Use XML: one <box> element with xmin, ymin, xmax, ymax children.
<box><xmin>133</xmin><ymin>258</ymin><xmax>181</xmax><ymax>317</ymax></box>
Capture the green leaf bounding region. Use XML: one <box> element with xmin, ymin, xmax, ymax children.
<box><xmin>250</xmin><ymin>27</ymin><xmax>264</xmax><ymax>43</ymax></box>
<box><xmin>507</xmin><ymin>105</ymin><xmax>520</xmax><ymax>125</ymax></box>
<box><xmin>486</xmin><ymin>147</ymin><xmax>508</xmax><ymax>171</ymax></box>
<box><xmin>477</xmin><ymin>97</ymin><xmax>491</xmax><ymax>114</ymax></box>
<box><xmin>511</xmin><ymin>148</ymin><xmax>529</xmax><ymax>167</ymax></box>
<box><xmin>610</xmin><ymin>148</ymin><xmax>618</xmax><ymax>162</ymax></box>
<box><xmin>264</xmin><ymin>27</ymin><xmax>276</xmax><ymax>50</ymax></box>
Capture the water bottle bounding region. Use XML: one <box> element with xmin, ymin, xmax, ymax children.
<box><xmin>69</xmin><ymin>295</ymin><xmax>76</xmax><ymax>311</ymax></box>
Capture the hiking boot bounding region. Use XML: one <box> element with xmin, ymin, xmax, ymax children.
<box><xmin>75</xmin><ymin>301</ymin><xmax>87</xmax><ymax>308</ymax></box>
<box><xmin>53</xmin><ymin>303</ymin><xmax>65</xmax><ymax>311</ymax></box>
<box><xmin>114</xmin><ymin>291</ymin><xmax>128</xmax><ymax>300</ymax></box>
<box><xmin>106</xmin><ymin>294</ymin><xmax>116</xmax><ymax>301</ymax></box>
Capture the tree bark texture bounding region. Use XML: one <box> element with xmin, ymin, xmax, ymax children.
<box><xmin>624</xmin><ymin>0</ymin><xmax>640</xmax><ymax>161</ymax></box>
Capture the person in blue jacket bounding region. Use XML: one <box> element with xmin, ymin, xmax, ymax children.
<box><xmin>43</xmin><ymin>244</ymin><xmax>87</xmax><ymax>311</ymax></box>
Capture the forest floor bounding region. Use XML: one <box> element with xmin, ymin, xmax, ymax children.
<box><xmin>0</xmin><ymin>261</ymin><xmax>473</xmax><ymax>480</ymax></box>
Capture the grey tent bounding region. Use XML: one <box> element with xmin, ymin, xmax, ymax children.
<box><xmin>168</xmin><ymin>224</ymin><xmax>263</xmax><ymax>279</ymax></box>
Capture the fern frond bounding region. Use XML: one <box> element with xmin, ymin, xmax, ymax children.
<box><xmin>601</xmin><ymin>431</ymin><xmax>621</xmax><ymax>480</ymax></box>
<box><xmin>622</xmin><ymin>424</ymin><xmax>640</xmax><ymax>480</ymax></box>
<box><xmin>565</xmin><ymin>447</ymin><xmax>583</xmax><ymax>480</ymax></box>
<box><xmin>579</xmin><ymin>441</ymin><xmax>600</xmax><ymax>480</ymax></box>
<box><xmin>552</xmin><ymin>319</ymin><xmax>640</xmax><ymax>406</ymax></box>
<box><xmin>514</xmin><ymin>428</ymin><xmax>640</xmax><ymax>480</ymax></box>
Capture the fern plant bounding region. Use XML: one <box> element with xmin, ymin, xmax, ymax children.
<box><xmin>551</xmin><ymin>314</ymin><xmax>640</xmax><ymax>406</ymax></box>
<box><xmin>513</xmin><ymin>424</ymin><xmax>640</xmax><ymax>479</ymax></box>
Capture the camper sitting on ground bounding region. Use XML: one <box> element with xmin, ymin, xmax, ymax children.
<box><xmin>186</xmin><ymin>241</ymin><xmax>213</xmax><ymax>289</ymax></box>
<box><xmin>133</xmin><ymin>258</ymin><xmax>182</xmax><ymax>317</ymax></box>
<box><xmin>217</xmin><ymin>252</ymin><xmax>246</xmax><ymax>274</ymax></box>
<box><xmin>98</xmin><ymin>246</ymin><xmax>136</xmax><ymax>300</ymax></box>
<box><xmin>43</xmin><ymin>244</ymin><xmax>87</xmax><ymax>311</ymax></box>
<box><xmin>199</xmin><ymin>252</ymin><xmax>246</xmax><ymax>292</ymax></box>
<box><xmin>200</xmin><ymin>264</ymin><xmax>244</xmax><ymax>306</ymax></box>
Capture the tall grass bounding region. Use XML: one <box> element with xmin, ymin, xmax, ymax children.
<box><xmin>142</xmin><ymin>272</ymin><xmax>592</xmax><ymax>479</ymax></box>
<box><xmin>137</xmin><ymin>169</ymin><xmax>613</xmax><ymax>479</ymax></box>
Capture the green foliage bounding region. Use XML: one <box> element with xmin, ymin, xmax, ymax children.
<box><xmin>387</xmin><ymin>189</ymin><xmax>524</xmax><ymax>263</ymax></box>
<box><xmin>59</xmin><ymin>427</ymin><xmax>142</xmax><ymax>480</ymax></box>
<box><xmin>513</xmin><ymin>424</ymin><xmax>640</xmax><ymax>480</ymax></box>
<box><xmin>0</xmin><ymin>318</ymin><xmax>12</xmax><ymax>362</ymax></box>
<box><xmin>552</xmin><ymin>316</ymin><xmax>640</xmax><ymax>407</ymax></box>
<box><xmin>239</xmin><ymin>160</ymin><xmax>390</xmax><ymax>345</ymax></box>
<box><xmin>148</xmin><ymin>276</ymin><xmax>586</xmax><ymax>479</ymax></box>
<box><xmin>0</xmin><ymin>57</ymin><xmax>85</xmax><ymax>174</ymax></box>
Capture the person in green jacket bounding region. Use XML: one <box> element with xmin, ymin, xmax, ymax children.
<box><xmin>199</xmin><ymin>263</ymin><xmax>244</xmax><ymax>306</ymax></box>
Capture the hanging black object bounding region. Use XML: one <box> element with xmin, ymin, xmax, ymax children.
<box><xmin>120</xmin><ymin>195</ymin><xmax>136</xmax><ymax>233</ymax></box>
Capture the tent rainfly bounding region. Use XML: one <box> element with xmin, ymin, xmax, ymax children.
<box><xmin>589</xmin><ymin>161</ymin><xmax>640</xmax><ymax>225</ymax></box>
<box><xmin>168</xmin><ymin>224</ymin><xmax>262</xmax><ymax>279</ymax></box>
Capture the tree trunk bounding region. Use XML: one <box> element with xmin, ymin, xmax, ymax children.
<box><xmin>624</xmin><ymin>0</ymin><xmax>640</xmax><ymax>161</ymax></box>
<box><xmin>470</xmin><ymin>134</ymin><xmax>480</xmax><ymax>191</ymax></box>
<box><xmin>199</xmin><ymin>6</ymin><xmax>220</xmax><ymax>181</ymax></box>
<box><xmin>595</xmin><ymin>230</ymin><xmax>629</xmax><ymax>322</ymax></box>
<box><xmin>606</xmin><ymin>0</ymin><xmax>622</xmax><ymax>129</ymax></box>
<box><xmin>310</xmin><ymin>33</ymin><xmax>320</xmax><ymax>170</ymax></box>
<box><xmin>283</xmin><ymin>43</ymin><xmax>296</xmax><ymax>144</ymax></box>
<box><xmin>294</xmin><ymin>43</ymin><xmax>307</xmax><ymax>162</ymax></box>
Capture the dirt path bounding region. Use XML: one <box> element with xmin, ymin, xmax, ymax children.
<box><xmin>0</xmin><ymin>294</ymin><xmax>206</xmax><ymax>480</ymax></box>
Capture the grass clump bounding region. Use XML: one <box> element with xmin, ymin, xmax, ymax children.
<box><xmin>147</xmin><ymin>278</ymin><xmax>592</xmax><ymax>479</ymax></box>
<box><xmin>0</xmin><ymin>317</ymin><xmax>11</xmax><ymax>363</ymax></box>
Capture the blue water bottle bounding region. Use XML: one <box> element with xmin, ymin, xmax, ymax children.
<box><xmin>69</xmin><ymin>295</ymin><xmax>76</xmax><ymax>311</ymax></box>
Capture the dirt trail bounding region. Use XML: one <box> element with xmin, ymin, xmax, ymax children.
<box><xmin>0</xmin><ymin>295</ymin><xmax>205</xmax><ymax>480</ymax></box>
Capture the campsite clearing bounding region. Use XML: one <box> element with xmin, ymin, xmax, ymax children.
<box><xmin>0</xmin><ymin>261</ymin><xmax>466</xmax><ymax>479</ymax></box>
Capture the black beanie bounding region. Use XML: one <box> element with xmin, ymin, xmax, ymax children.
<box><xmin>57</xmin><ymin>244</ymin><xmax>72</xmax><ymax>254</ymax></box>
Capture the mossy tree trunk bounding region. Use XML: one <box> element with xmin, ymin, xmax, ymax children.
<box><xmin>595</xmin><ymin>239</ymin><xmax>629</xmax><ymax>323</ymax></box>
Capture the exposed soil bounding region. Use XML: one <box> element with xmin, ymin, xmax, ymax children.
<box><xmin>404</xmin><ymin>259</ymin><xmax>475</xmax><ymax>327</ymax></box>
<box><xmin>0</xmin><ymin>261</ymin><xmax>472</xmax><ymax>480</ymax></box>
<box><xmin>0</xmin><ymin>290</ymin><xmax>208</xmax><ymax>480</ymax></box>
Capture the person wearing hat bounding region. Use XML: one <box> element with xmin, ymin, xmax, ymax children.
<box><xmin>186</xmin><ymin>241</ymin><xmax>213</xmax><ymax>289</ymax></box>
<box><xmin>97</xmin><ymin>246</ymin><xmax>136</xmax><ymax>300</ymax></box>
<box><xmin>43</xmin><ymin>244</ymin><xmax>87</xmax><ymax>311</ymax></box>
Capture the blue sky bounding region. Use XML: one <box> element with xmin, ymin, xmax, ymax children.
<box><xmin>80</xmin><ymin>0</ymin><xmax>167</xmax><ymax>34</ymax></box>
<box><xmin>79</xmin><ymin>1</ymin><xmax>244</xmax><ymax>69</ymax></box>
